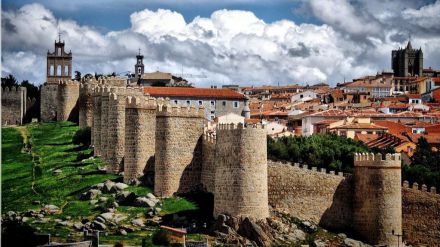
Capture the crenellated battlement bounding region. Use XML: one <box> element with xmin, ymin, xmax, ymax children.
<box><xmin>1</xmin><ymin>86</ymin><xmax>26</xmax><ymax>93</ymax></box>
<box><xmin>268</xmin><ymin>160</ymin><xmax>345</xmax><ymax>177</ymax></box>
<box><xmin>156</xmin><ymin>98</ymin><xmax>205</xmax><ymax>118</ymax></box>
<box><xmin>203</xmin><ymin>132</ymin><xmax>216</xmax><ymax>144</ymax></box>
<box><xmin>216</xmin><ymin>122</ymin><xmax>265</xmax><ymax>131</ymax></box>
<box><xmin>125</xmin><ymin>96</ymin><xmax>156</xmax><ymax>109</ymax></box>
<box><xmin>57</xmin><ymin>80</ymin><xmax>80</xmax><ymax>87</ymax></box>
<box><xmin>402</xmin><ymin>180</ymin><xmax>437</xmax><ymax>194</ymax></box>
<box><xmin>354</xmin><ymin>153</ymin><xmax>401</xmax><ymax>168</ymax></box>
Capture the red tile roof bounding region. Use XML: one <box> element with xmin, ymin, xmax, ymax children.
<box><xmin>143</xmin><ymin>87</ymin><xmax>246</xmax><ymax>100</ymax></box>
<box><xmin>406</xmin><ymin>93</ymin><xmax>421</xmax><ymax>99</ymax></box>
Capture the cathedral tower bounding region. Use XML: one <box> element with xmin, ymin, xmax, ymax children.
<box><xmin>392</xmin><ymin>41</ymin><xmax>423</xmax><ymax>77</ymax></box>
<box><xmin>134</xmin><ymin>49</ymin><xmax>144</xmax><ymax>81</ymax></box>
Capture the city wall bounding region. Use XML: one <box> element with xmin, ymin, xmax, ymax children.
<box><xmin>1</xmin><ymin>86</ymin><xmax>27</xmax><ymax>126</ymax></box>
<box><xmin>267</xmin><ymin>161</ymin><xmax>352</xmax><ymax>230</ymax></box>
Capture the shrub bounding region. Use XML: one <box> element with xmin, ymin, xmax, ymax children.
<box><xmin>72</xmin><ymin>127</ymin><xmax>91</xmax><ymax>146</ymax></box>
<box><xmin>152</xmin><ymin>229</ymin><xmax>171</xmax><ymax>246</ymax></box>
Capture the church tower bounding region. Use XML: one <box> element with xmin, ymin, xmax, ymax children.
<box><xmin>391</xmin><ymin>40</ymin><xmax>423</xmax><ymax>77</ymax></box>
<box><xmin>47</xmin><ymin>35</ymin><xmax>72</xmax><ymax>83</ymax></box>
<box><xmin>134</xmin><ymin>49</ymin><xmax>144</xmax><ymax>80</ymax></box>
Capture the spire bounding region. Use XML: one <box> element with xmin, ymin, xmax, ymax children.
<box><xmin>138</xmin><ymin>48</ymin><xmax>141</xmax><ymax>56</ymax></box>
<box><xmin>406</xmin><ymin>34</ymin><xmax>412</xmax><ymax>50</ymax></box>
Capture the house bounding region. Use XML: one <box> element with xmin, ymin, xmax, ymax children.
<box><xmin>291</xmin><ymin>90</ymin><xmax>318</xmax><ymax>102</ymax></box>
<box><xmin>139</xmin><ymin>71</ymin><xmax>189</xmax><ymax>86</ymax></box>
<box><xmin>143</xmin><ymin>87</ymin><xmax>248</xmax><ymax>120</ymax></box>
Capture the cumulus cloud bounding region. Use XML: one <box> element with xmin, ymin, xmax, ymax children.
<box><xmin>1</xmin><ymin>2</ymin><xmax>440</xmax><ymax>87</ymax></box>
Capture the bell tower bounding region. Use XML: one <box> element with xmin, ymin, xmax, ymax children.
<box><xmin>135</xmin><ymin>49</ymin><xmax>144</xmax><ymax>80</ymax></box>
<box><xmin>47</xmin><ymin>34</ymin><xmax>72</xmax><ymax>83</ymax></box>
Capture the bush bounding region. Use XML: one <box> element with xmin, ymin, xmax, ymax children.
<box><xmin>152</xmin><ymin>229</ymin><xmax>171</xmax><ymax>246</ymax></box>
<box><xmin>72</xmin><ymin>127</ymin><xmax>91</xmax><ymax>146</ymax></box>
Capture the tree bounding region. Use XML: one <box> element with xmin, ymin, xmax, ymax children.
<box><xmin>411</xmin><ymin>137</ymin><xmax>440</xmax><ymax>172</ymax></box>
<box><xmin>1</xmin><ymin>74</ymin><xmax>18</xmax><ymax>87</ymax></box>
<box><xmin>74</xmin><ymin>71</ymin><xmax>82</xmax><ymax>81</ymax></box>
<box><xmin>20</xmin><ymin>80</ymin><xmax>39</xmax><ymax>100</ymax></box>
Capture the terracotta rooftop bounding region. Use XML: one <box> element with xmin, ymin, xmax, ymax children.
<box><xmin>406</xmin><ymin>93</ymin><xmax>421</xmax><ymax>99</ymax></box>
<box><xmin>331</xmin><ymin>123</ymin><xmax>388</xmax><ymax>130</ymax></box>
<box><xmin>143</xmin><ymin>87</ymin><xmax>246</xmax><ymax>100</ymax></box>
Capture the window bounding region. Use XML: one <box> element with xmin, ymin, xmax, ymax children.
<box><xmin>300</xmin><ymin>94</ymin><xmax>303</xmax><ymax>98</ymax></box>
<box><xmin>50</xmin><ymin>65</ymin><xmax>54</xmax><ymax>76</ymax></box>
<box><xmin>174</xmin><ymin>100</ymin><xmax>178</xmax><ymax>105</ymax></box>
<box><xmin>198</xmin><ymin>100</ymin><xmax>203</xmax><ymax>106</ymax></box>
<box><xmin>210</xmin><ymin>101</ymin><xmax>215</xmax><ymax>106</ymax></box>
<box><xmin>64</xmin><ymin>65</ymin><xmax>69</xmax><ymax>76</ymax></box>
<box><xmin>222</xmin><ymin>101</ymin><xmax>226</xmax><ymax>106</ymax></box>
<box><xmin>186</xmin><ymin>100</ymin><xmax>191</xmax><ymax>106</ymax></box>
<box><xmin>233</xmin><ymin>101</ymin><xmax>239</xmax><ymax>108</ymax></box>
<box><xmin>57</xmin><ymin>48</ymin><xmax>61</xmax><ymax>56</ymax></box>
<box><xmin>57</xmin><ymin>65</ymin><xmax>62</xmax><ymax>76</ymax></box>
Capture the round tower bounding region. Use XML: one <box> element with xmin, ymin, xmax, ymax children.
<box><xmin>123</xmin><ymin>95</ymin><xmax>157</xmax><ymax>184</ymax></box>
<box><xmin>100</xmin><ymin>87</ymin><xmax>111</xmax><ymax>162</ymax></box>
<box><xmin>106</xmin><ymin>93</ymin><xmax>127</xmax><ymax>173</ymax></box>
<box><xmin>353</xmin><ymin>153</ymin><xmax>402</xmax><ymax>246</ymax></box>
<box><xmin>154</xmin><ymin>101</ymin><xmax>205</xmax><ymax>197</ymax></box>
<box><xmin>213</xmin><ymin>123</ymin><xmax>269</xmax><ymax>220</ymax></box>
<box><xmin>56</xmin><ymin>80</ymin><xmax>79</xmax><ymax>122</ymax></box>
<box><xmin>79</xmin><ymin>83</ymin><xmax>96</xmax><ymax>129</ymax></box>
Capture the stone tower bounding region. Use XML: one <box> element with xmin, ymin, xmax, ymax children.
<box><xmin>154</xmin><ymin>101</ymin><xmax>205</xmax><ymax>197</ymax></box>
<box><xmin>124</xmin><ymin>95</ymin><xmax>157</xmax><ymax>184</ymax></box>
<box><xmin>79</xmin><ymin>82</ymin><xmax>96</xmax><ymax>128</ymax></box>
<box><xmin>107</xmin><ymin>91</ymin><xmax>127</xmax><ymax>173</ymax></box>
<box><xmin>134</xmin><ymin>50</ymin><xmax>144</xmax><ymax>81</ymax></box>
<box><xmin>213</xmin><ymin>123</ymin><xmax>269</xmax><ymax>220</ymax></box>
<box><xmin>392</xmin><ymin>41</ymin><xmax>423</xmax><ymax>77</ymax></box>
<box><xmin>41</xmin><ymin>36</ymin><xmax>73</xmax><ymax>122</ymax></box>
<box><xmin>56</xmin><ymin>80</ymin><xmax>79</xmax><ymax>122</ymax></box>
<box><xmin>353</xmin><ymin>153</ymin><xmax>402</xmax><ymax>246</ymax></box>
<box><xmin>92</xmin><ymin>86</ymin><xmax>104</xmax><ymax>156</ymax></box>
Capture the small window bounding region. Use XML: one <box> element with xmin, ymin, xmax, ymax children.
<box><xmin>174</xmin><ymin>100</ymin><xmax>178</xmax><ymax>105</ymax></box>
<box><xmin>50</xmin><ymin>65</ymin><xmax>54</xmax><ymax>76</ymax></box>
<box><xmin>300</xmin><ymin>94</ymin><xmax>303</xmax><ymax>98</ymax></box>
<box><xmin>186</xmin><ymin>100</ymin><xmax>191</xmax><ymax>106</ymax></box>
<box><xmin>198</xmin><ymin>100</ymin><xmax>203</xmax><ymax>106</ymax></box>
<box><xmin>233</xmin><ymin>101</ymin><xmax>239</xmax><ymax>108</ymax></box>
<box><xmin>222</xmin><ymin>101</ymin><xmax>226</xmax><ymax>106</ymax></box>
<box><xmin>210</xmin><ymin>111</ymin><xmax>215</xmax><ymax>114</ymax></box>
<box><xmin>210</xmin><ymin>101</ymin><xmax>215</xmax><ymax>106</ymax></box>
<box><xmin>64</xmin><ymin>65</ymin><xmax>69</xmax><ymax>76</ymax></box>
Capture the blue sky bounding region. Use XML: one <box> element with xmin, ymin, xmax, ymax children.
<box><xmin>2</xmin><ymin>0</ymin><xmax>440</xmax><ymax>86</ymax></box>
<box><xmin>2</xmin><ymin>0</ymin><xmax>315</xmax><ymax>31</ymax></box>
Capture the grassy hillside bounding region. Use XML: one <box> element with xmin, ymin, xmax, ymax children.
<box><xmin>1</xmin><ymin>122</ymin><xmax>199</xmax><ymax>245</ymax></box>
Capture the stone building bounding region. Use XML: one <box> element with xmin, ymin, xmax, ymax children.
<box><xmin>392</xmin><ymin>41</ymin><xmax>423</xmax><ymax>77</ymax></box>
<box><xmin>143</xmin><ymin>87</ymin><xmax>249</xmax><ymax>120</ymax></box>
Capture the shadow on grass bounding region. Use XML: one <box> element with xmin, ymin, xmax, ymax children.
<box><xmin>66</xmin><ymin>146</ymin><xmax>89</xmax><ymax>152</ymax></box>
<box><xmin>45</xmin><ymin>142</ymin><xmax>72</xmax><ymax>146</ymax></box>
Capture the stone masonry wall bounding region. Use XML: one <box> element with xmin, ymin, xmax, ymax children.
<box><xmin>40</xmin><ymin>83</ymin><xmax>58</xmax><ymax>122</ymax></box>
<box><xmin>267</xmin><ymin>161</ymin><xmax>352</xmax><ymax>230</ymax></box>
<box><xmin>56</xmin><ymin>80</ymin><xmax>79</xmax><ymax>122</ymax></box>
<box><xmin>1</xmin><ymin>87</ymin><xmax>26</xmax><ymax>126</ymax></box>
<box><xmin>214</xmin><ymin>123</ymin><xmax>269</xmax><ymax>220</ymax></box>
<box><xmin>353</xmin><ymin>153</ymin><xmax>402</xmax><ymax>246</ymax></box>
<box><xmin>154</xmin><ymin>102</ymin><xmax>205</xmax><ymax>197</ymax></box>
<box><xmin>201</xmin><ymin>132</ymin><xmax>216</xmax><ymax>194</ymax></box>
<box><xmin>124</xmin><ymin>96</ymin><xmax>157</xmax><ymax>184</ymax></box>
<box><xmin>100</xmin><ymin>88</ymin><xmax>111</xmax><ymax>162</ymax></box>
<box><xmin>402</xmin><ymin>182</ymin><xmax>440</xmax><ymax>246</ymax></box>
<box><xmin>92</xmin><ymin>87</ymin><xmax>102</xmax><ymax>156</ymax></box>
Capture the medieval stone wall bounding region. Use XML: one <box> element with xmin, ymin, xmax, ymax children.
<box><xmin>154</xmin><ymin>103</ymin><xmax>205</xmax><ymax>197</ymax></box>
<box><xmin>201</xmin><ymin>132</ymin><xmax>216</xmax><ymax>193</ymax></box>
<box><xmin>1</xmin><ymin>87</ymin><xmax>26</xmax><ymax>126</ymax></box>
<box><xmin>267</xmin><ymin>161</ymin><xmax>352</xmax><ymax>230</ymax></box>
<box><xmin>123</xmin><ymin>96</ymin><xmax>157</xmax><ymax>183</ymax></box>
<box><xmin>40</xmin><ymin>83</ymin><xmax>58</xmax><ymax>122</ymax></box>
<box><xmin>92</xmin><ymin>87</ymin><xmax>103</xmax><ymax>156</ymax></box>
<box><xmin>56</xmin><ymin>80</ymin><xmax>79</xmax><ymax>122</ymax></box>
<box><xmin>214</xmin><ymin>123</ymin><xmax>269</xmax><ymax>220</ymax></box>
<box><xmin>100</xmin><ymin>88</ymin><xmax>110</xmax><ymax>162</ymax></box>
<box><xmin>402</xmin><ymin>181</ymin><xmax>440</xmax><ymax>246</ymax></box>
<box><xmin>106</xmin><ymin>93</ymin><xmax>127</xmax><ymax>173</ymax></box>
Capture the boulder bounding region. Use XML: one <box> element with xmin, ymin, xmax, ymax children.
<box><xmin>92</xmin><ymin>221</ymin><xmax>107</xmax><ymax>230</ymax></box>
<box><xmin>134</xmin><ymin>197</ymin><xmax>156</xmax><ymax>208</ymax></box>
<box><xmin>301</xmin><ymin>220</ymin><xmax>318</xmax><ymax>233</ymax></box>
<box><xmin>98</xmin><ymin>197</ymin><xmax>108</xmax><ymax>202</ymax></box>
<box><xmin>288</xmin><ymin>229</ymin><xmax>306</xmax><ymax>242</ymax></box>
<box><xmin>80</xmin><ymin>189</ymin><xmax>101</xmax><ymax>200</ymax></box>
<box><xmin>43</xmin><ymin>205</ymin><xmax>59</xmax><ymax>214</ymax></box>
<box><xmin>95</xmin><ymin>216</ymin><xmax>106</xmax><ymax>223</ymax></box>
<box><xmin>99</xmin><ymin>212</ymin><xmax>114</xmax><ymax>222</ymax></box>
<box><xmin>73</xmin><ymin>222</ymin><xmax>84</xmax><ymax>231</ymax></box>
<box><xmin>131</xmin><ymin>218</ymin><xmax>144</xmax><ymax>227</ymax></box>
<box><xmin>102</xmin><ymin>180</ymin><xmax>115</xmax><ymax>193</ymax></box>
<box><xmin>343</xmin><ymin>238</ymin><xmax>371</xmax><ymax>247</ymax></box>
<box><xmin>22</xmin><ymin>217</ymin><xmax>30</xmax><ymax>222</ymax></box>
<box><xmin>119</xmin><ymin>229</ymin><xmax>127</xmax><ymax>236</ymax></box>
<box><xmin>32</xmin><ymin>200</ymin><xmax>41</xmax><ymax>205</ymax></box>
<box><xmin>314</xmin><ymin>239</ymin><xmax>326</xmax><ymax>247</ymax></box>
<box><xmin>53</xmin><ymin>169</ymin><xmax>62</xmax><ymax>175</ymax></box>
<box><xmin>116</xmin><ymin>191</ymin><xmax>136</xmax><ymax>205</ymax></box>
<box><xmin>92</xmin><ymin>183</ymin><xmax>104</xmax><ymax>190</ymax></box>
<box><xmin>111</xmin><ymin>183</ymin><xmax>129</xmax><ymax>192</ymax></box>
<box><xmin>237</xmin><ymin>217</ymin><xmax>271</xmax><ymax>247</ymax></box>
<box><xmin>146</xmin><ymin>193</ymin><xmax>156</xmax><ymax>200</ymax></box>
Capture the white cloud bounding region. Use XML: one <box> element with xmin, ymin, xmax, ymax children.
<box><xmin>402</xmin><ymin>1</ymin><xmax>440</xmax><ymax>29</ymax></box>
<box><xmin>1</xmin><ymin>2</ymin><xmax>440</xmax><ymax>87</ymax></box>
